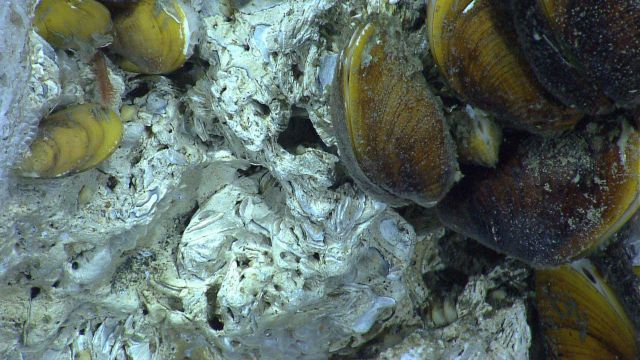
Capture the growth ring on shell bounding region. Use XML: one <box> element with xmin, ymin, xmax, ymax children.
<box><xmin>330</xmin><ymin>23</ymin><xmax>459</xmax><ymax>208</ymax></box>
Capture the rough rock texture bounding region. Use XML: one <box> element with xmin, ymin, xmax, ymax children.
<box><xmin>0</xmin><ymin>0</ymin><xmax>532</xmax><ymax>359</ymax></box>
<box><xmin>0</xmin><ymin>0</ymin><xmax>42</xmax><ymax>203</ymax></box>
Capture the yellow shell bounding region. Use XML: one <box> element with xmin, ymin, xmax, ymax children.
<box><xmin>331</xmin><ymin>23</ymin><xmax>459</xmax><ymax>207</ymax></box>
<box><xmin>112</xmin><ymin>0</ymin><xmax>190</xmax><ymax>74</ymax></box>
<box><xmin>19</xmin><ymin>104</ymin><xmax>123</xmax><ymax>178</ymax></box>
<box><xmin>34</xmin><ymin>0</ymin><xmax>113</xmax><ymax>50</ymax></box>
<box><xmin>427</xmin><ymin>0</ymin><xmax>579</xmax><ymax>134</ymax></box>
<box><xmin>536</xmin><ymin>260</ymin><xmax>638</xmax><ymax>359</ymax></box>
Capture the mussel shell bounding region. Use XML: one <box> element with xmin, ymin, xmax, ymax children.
<box><xmin>536</xmin><ymin>260</ymin><xmax>638</xmax><ymax>359</ymax></box>
<box><xmin>331</xmin><ymin>23</ymin><xmax>459</xmax><ymax>207</ymax></box>
<box><xmin>437</xmin><ymin>120</ymin><xmax>640</xmax><ymax>266</ymax></box>
<box><xmin>34</xmin><ymin>0</ymin><xmax>113</xmax><ymax>50</ymax></box>
<box><xmin>510</xmin><ymin>0</ymin><xmax>613</xmax><ymax>115</ymax></box>
<box><xmin>427</xmin><ymin>0</ymin><xmax>580</xmax><ymax>134</ymax></box>
<box><xmin>111</xmin><ymin>0</ymin><xmax>190</xmax><ymax>74</ymax></box>
<box><xmin>532</xmin><ymin>0</ymin><xmax>640</xmax><ymax>109</ymax></box>
<box><xmin>18</xmin><ymin>104</ymin><xmax>123</xmax><ymax>178</ymax></box>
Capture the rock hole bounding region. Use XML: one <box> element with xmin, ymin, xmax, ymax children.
<box><xmin>144</xmin><ymin>125</ymin><xmax>154</xmax><ymax>138</ymax></box>
<box><xmin>277</xmin><ymin>106</ymin><xmax>326</xmax><ymax>154</ymax></box>
<box><xmin>126</xmin><ymin>82</ymin><xmax>151</xmax><ymax>99</ymax></box>
<box><xmin>237</xmin><ymin>257</ymin><xmax>250</xmax><ymax>268</ymax></box>
<box><xmin>106</xmin><ymin>175</ymin><xmax>118</xmax><ymax>190</ymax></box>
<box><xmin>168</xmin><ymin>297</ymin><xmax>184</xmax><ymax>312</ymax></box>
<box><xmin>422</xmin><ymin>268</ymin><xmax>468</xmax><ymax>303</ymax></box>
<box><xmin>206</xmin><ymin>285</ymin><xmax>224</xmax><ymax>331</ymax></box>
<box><xmin>29</xmin><ymin>287</ymin><xmax>41</xmax><ymax>299</ymax></box>
<box><xmin>237</xmin><ymin>165</ymin><xmax>265</xmax><ymax>177</ymax></box>
<box><xmin>291</xmin><ymin>63</ymin><xmax>303</xmax><ymax>81</ymax></box>
<box><xmin>251</xmin><ymin>100</ymin><xmax>271</xmax><ymax>116</ymax></box>
<box><xmin>208</xmin><ymin>315</ymin><xmax>224</xmax><ymax>331</ymax></box>
<box><xmin>167</xmin><ymin>57</ymin><xmax>210</xmax><ymax>91</ymax></box>
<box><xmin>176</xmin><ymin>203</ymin><xmax>199</xmax><ymax>236</ymax></box>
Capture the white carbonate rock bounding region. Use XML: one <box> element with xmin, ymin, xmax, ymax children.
<box><xmin>378</xmin><ymin>271</ymin><xmax>531</xmax><ymax>360</ymax></box>
<box><xmin>0</xmin><ymin>0</ymin><xmax>533</xmax><ymax>359</ymax></box>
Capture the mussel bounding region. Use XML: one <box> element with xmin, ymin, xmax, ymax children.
<box><xmin>34</xmin><ymin>0</ymin><xmax>113</xmax><ymax>50</ymax></box>
<box><xmin>111</xmin><ymin>0</ymin><xmax>192</xmax><ymax>74</ymax></box>
<box><xmin>18</xmin><ymin>104</ymin><xmax>123</xmax><ymax>178</ymax></box>
<box><xmin>333</xmin><ymin>6</ymin><xmax>640</xmax><ymax>266</ymax></box>
<box><xmin>536</xmin><ymin>259</ymin><xmax>638</xmax><ymax>359</ymax></box>
<box><xmin>437</xmin><ymin>120</ymin><xmax>640</xmax><ymax>266</ymax></box>
<box><xmin>427</xmin><ymin>0</ymin><xmax>580</xmax><ymax>134</ymax></box>
<box><xmin>330</xmin><ymin>23</ymin><xmax>459</xmax><ymax>208</ymax></box>
<box><xmin>513</xmin><ymin>0</ymin><xmax>640</xmax><ymax>112</ymax></box>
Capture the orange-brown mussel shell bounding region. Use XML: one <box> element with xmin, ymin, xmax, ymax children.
<box><xmin>427</xmin><ymin>0</ymin><xmax>580</xmax><ymax>134</ymax></box>
<box><xmin>331</xmin><ymin>23</ymin><xmax>459</xmax><ymax>207</ymax></box>
<box><xmin>437</xmin><ymin>120</ymin><xmax>640</xmax><ymax>266</ymax></box>
<box><xmin>535</xmin><ymin>259</ymin><xmax>638</xmax><ymax>359</ymax></box>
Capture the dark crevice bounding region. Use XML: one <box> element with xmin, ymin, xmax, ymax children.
<box><xmin>277</xmin><ymin>106</ymin><xmax>328</xmax><ymax>154</ymax></box>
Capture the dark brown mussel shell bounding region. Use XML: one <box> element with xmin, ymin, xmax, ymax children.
<box><xmin>330</xmin><ymin>23</ymin><xmax>459</xmax><ymax>207</ymax></box>
<box><xmin>510</xmin><ymin>0</ymin><xmax>613</xmax><ymax>114</ymax></box>
<box><xmin>513</xmin><ymin>0</ymin><xmax>640</xmax><ymax>111</ymax></box>
<box><xmin>437</xmin><ymin>120</ymin><xmax>640</xmax><ymax>267</ymax></box>
<box><xmin>427</xmin><ymin>0</ymin><xmax>580</xmax><ymax>135</ymax></box>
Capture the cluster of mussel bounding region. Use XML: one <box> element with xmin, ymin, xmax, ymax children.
<box><xmin>330</xmin><ymin>0</ymin><xmax>640</xmax><ymax>357</ymax></box>
<box><xmin>18</xmin><ymin>0</ymin><xmax>193</xmax><ymax>178</ymax></box>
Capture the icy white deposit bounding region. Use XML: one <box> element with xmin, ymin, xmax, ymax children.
<box><xmin>0</xmin><ymin>0</ymin><xmax>531</xmax><ymax>359</ymax></box>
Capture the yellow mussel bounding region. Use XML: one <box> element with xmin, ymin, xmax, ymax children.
<box><xmin>330</xmin><ymin>23</ymin><xmax>459</xmax><ymax>208</ymax></box>
<box><xmin>427</xmin><ymin>0</ymin><xmax>579</xmax><ymax>134</ymax></box>
<box><xmin>535</xmin><ymin>259</ymin><xmax>638</xmax><ymax>359</ymax></box>
<box><xmin>111</xmin><ymin>0</ymin><xmax>191</xmax><ymax>74</ymax></box>
<box><xmin>18</xmin><ymin>104</ymin><xmax>123</xmax><ymax>178</ymax></box>
<box><xmin>34</xmin><ymin>0</ymin><xmax>113</xmax><ymax>50</ymax></box>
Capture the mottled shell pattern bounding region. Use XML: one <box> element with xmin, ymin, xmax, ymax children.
<box><xmin>437</xmin><ymin>120</ymin><xmax>640</xmax><ymax>266</ymax></box>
